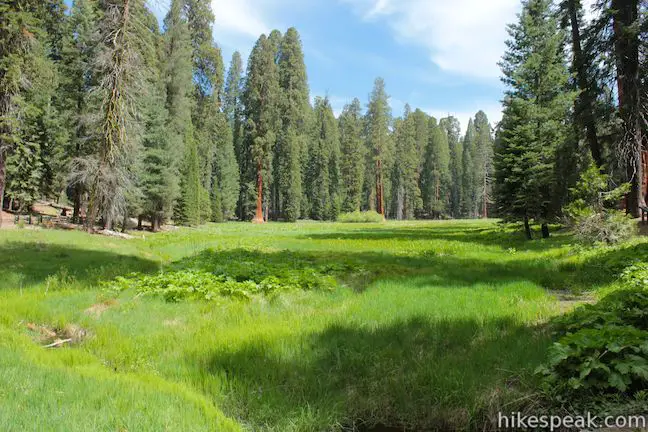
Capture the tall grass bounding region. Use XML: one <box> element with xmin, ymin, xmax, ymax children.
<box><xmin>0</xmin><ymin>220</ymin><xmax>641</xmax><ymax>431</ymax></box>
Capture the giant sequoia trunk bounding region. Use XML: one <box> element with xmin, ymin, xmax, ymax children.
<box><xmin>253</xmin><ymin>161</ymin><xmax>264</xmax><ymax>223</ymax></box>
<box><xmin>568</xmin><ymin>0</ymin><xmax>603</xmax><ymax>167</ymax></box>
<box><xmin>613</xmin><ymin>0</ymin><xmax>644</xmax><ymax>217</ymax></box>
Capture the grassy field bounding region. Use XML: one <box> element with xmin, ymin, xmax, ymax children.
<box><xmin>0</xmin><ymin>220</ymin><xmax>641</xmax><ymax>431</ymax></box>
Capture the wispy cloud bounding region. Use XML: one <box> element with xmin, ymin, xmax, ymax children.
<box><xmin>340</xmin><ymin>0</ymin><xmax>519</xmax><ymax>80</ymax></box>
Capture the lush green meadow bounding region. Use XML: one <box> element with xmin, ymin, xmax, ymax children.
<box><xmin>0</xmin><ymin>220</ymin><xmax>641</xmax><ymax>431</ymax></box>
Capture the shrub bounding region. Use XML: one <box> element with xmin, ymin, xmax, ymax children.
<box><xmin>565</xmin><ymin>166</ymin><xmax>635</xmax><ymax>245</ymax></box>
<box><xmin>337</xmin><ymin>210</ymin><xmax>385</xmax><ymax>223</ymax></box>
<box><xmin>538</xmin><ymin>287</ymin><xmax>648</xmax><ymax>399</ymax></box>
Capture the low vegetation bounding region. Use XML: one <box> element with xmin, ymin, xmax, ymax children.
<box><xmin>1</xmin><ymin>220</ymin><xmax>646</xmax><ymax>431</ymax></box>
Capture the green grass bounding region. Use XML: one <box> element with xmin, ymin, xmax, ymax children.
<box><xmin>0</xmin><ymin>220</ymin><xmax>644</xmax><ymax>431</ymax></box>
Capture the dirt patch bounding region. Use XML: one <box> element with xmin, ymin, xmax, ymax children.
<box><xmin>553</xmin><ymin>291</ymin><xmax>596</xmax><ymax>313</ymax></box>
<box><xmin>1</xmin><ymin>210</ymin><xmax>15</xmax><ymax>228</ymax></box>
<box><xmin>26</xmin><ymin>322</ymin><xmax>90</xmax><ymax>348</ymax></box>
<box><xmin>84</xmin><ymin>299</ymin><xmax>118</xmax><ymax>317</ymax></box>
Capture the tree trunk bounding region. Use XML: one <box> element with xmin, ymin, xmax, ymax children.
<box><xmin>138</xmin><ymin>214</ymin><xmax>143</xmax><ymax>230</ymax></box>
<box><xmin>121</xmin><ymin>212</ymin><xmax>128</xmax><ymax>233</ymax></box>
<box><xmin>376</xmin><ymin>159</ymin><xmax>385</xmax><ymax>217</ymax></box>
<box><xmin>0</xmin><ymin>149</ymin><xmax>5</xmax><ymax>228</ymax></box>
<box><xmin>541</xmin><ymin>222</ymin><xmax>550</xmax><ymax>239</ymax></box>
<box><xmin>253</xmin><ymin>161</ymin><xmax>264</xmax><ymax>223</ymax></box>
<box><xmin>482</xmin><ymin>175</ymin><xmax>488</xmax><ymax>218</ymax></box>
<box><xmin>72</xmin><ymin>186</ymin><xmax>81</xmax><ymax>224</ymax></box>
<box><xmin>612</xmin><ymin>0</ymin><xmax>643</xmax><ymax>217</ymax></box>
<box><xmin>568</xmin><ymin>0</ymin><xmax>603</xmax><ymax>167</ymax></box>
<box><xmin>524</xmin><ymin>215</ymin><xmax>533</xmax><ymax>240</ymax></box>
<box><xmin>152</xmin><ymin>215</ymin><xmax>160</xmax><ymax>232</ymax></box>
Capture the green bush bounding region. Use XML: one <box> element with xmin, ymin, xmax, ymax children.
<box><xmin>538</xmin><ymin>287</ymin><xmax>648</xmax><ymax>399</ymax></box>
<box><xmin>337</xmin><ymin>210</ymin><xmax>385</xmax><ymax>223</ymax></box>
<box><xmin>565</xmin><ymin>166</ymin><xmax>635</xmax><ymax>245</ymax></box>
<box><xmin>104</xmin><ymin>250</ymin><xmax>343</xmax><ymax>302</ymax></box>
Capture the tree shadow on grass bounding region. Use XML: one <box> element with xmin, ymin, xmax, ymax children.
<box><xmin>190</xmin><ymin>316</ymin><xmax>550</xmax><ymax>431</ymax></box>
<box><xmin>302</xmin><ymin>225</ymin><xmax>573</xmax><ymax>251</ymax></box>
<box><xmin>171</xmin><ymin>246</ymin><xmax>603</xmax><ymax>292</ymax></box>
<box><xmin>0</xmin><ymin>241</ymin><xmax>159</xmax><ymax>290</ymax></box>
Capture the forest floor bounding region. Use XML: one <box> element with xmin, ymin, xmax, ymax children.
<box><xmin>0</xmin><ymin>220</ymin><xmax>642</xmax><ymax>431</ymax></box>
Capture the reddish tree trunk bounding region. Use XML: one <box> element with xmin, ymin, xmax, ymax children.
<box><xmin>376</xmin><ymin>159</ymin><xmax>385</xmax><ymax>217</ymax></box>
<box><xmin>253</xmin><ymin>161</ymin><xmax>264</xmax><ymax>223</ymax></box>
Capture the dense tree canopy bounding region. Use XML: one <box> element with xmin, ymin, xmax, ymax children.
<box><xmin>4</xmin><ymin>0</ymin><xmax>640</xmax><ymax>234</ymax></box>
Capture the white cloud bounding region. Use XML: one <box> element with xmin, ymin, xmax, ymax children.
<box><xmin>211</xmin><ymin>0</ymin><xmax>271</xmax><ymax>43</ymax></box>
<box><xmin>341</xmin><ymin>0</ymin><xmax>520</xmax><ymax>79</ymax></box>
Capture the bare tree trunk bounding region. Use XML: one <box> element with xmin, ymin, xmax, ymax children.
<box><xmin>376</xmin><ymin>159</ymin><xmax>385</xmax><ymax>217</ymax></box>
<box><xmin>541</xmin><ymin>222</ymin><xmax>550</xmax><ymax>238</ymax></box>
<box><xmin>568</xmin><ymin>0</ymin><xmax>603</xmax><ymax>167</ymax></box>
<box><xmin>482</xmin><ymin>175</ymin><xmax>488</xmax><ymax>218</ymax></box>
<box><xmin>137</xmin><ymin>214</ymin><xmax>143</xmax><ymax>230</ymax></box>
<box><xmin>72</xmin><ymin>186</ymin><xmax>81</xmax><ymax>224</ymax></box>
<box><xmin>524</xmin><ymin>215</ymin><xmax>533</xmax><ymax>240</ymax></box>
<box><xmin>253</xmin><ymin>161</ymin><xmax>264</xmax><ymax>223</ymax></box>
<box><xmin>613</xmin><ymin>0</ymin><xmax>643</xmax><ymax>217</ymax></box>
<box><xmin>0</xmin><ymin>149</ymin><xmax>5</xmax><ymax>228</ymax></box>
<box><xmin>152</xmin><ymin>214</ymin><xmax>160</xmax><ymax>232</ymax></box>
<box><xmin>121</xmin><ymin>211</ymin><xmax>128</xmax><ymax>233</ymax></box>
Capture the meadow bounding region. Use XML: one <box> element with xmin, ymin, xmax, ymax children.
<box><xmin>0</xmin><ymin>220</ymin><xmax>642</xmax><ymax>431</ymax></box>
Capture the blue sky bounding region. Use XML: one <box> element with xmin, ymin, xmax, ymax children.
<box><xmin>144</xmin><ymin>0</ymin><xmax>588</xmax><ymax>131</ymax></box>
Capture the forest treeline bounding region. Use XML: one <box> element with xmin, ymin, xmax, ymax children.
<box><xmin>0</xmin><ymin>0</ymin><xmax>494</xmax><ymax>229</ymax></box>
<box><xmin>0</xmin><ymin>0</ymin><xmax>645</xmax><ymax>231</ymax></box>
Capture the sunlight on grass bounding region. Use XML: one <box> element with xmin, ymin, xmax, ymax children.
<box><xmin>0</xmin><ymin>220</ymin><xmax>643</xmax><ymax>430</ymax></box>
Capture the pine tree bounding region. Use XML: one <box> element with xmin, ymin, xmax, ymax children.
<box><xmin>83</xmin><ymin>0</ymin><xmax>145</xmax><ymax>231</ymax></box>
<box><xmin>0</xmin><ymin>1</ymin><xmax>35</xmax><ymax>217</ymax></box>
<box><xmin>421</xmin><ymin>120</ymin><xmax>450</xmax><ymax>218</ymax></box>
<box><xmin>495</xmin><ymin>0</ymin><xmax>574</xmax><ymax>238</ymax></box>
<box><xmin>364</xmin><ymin>78</ymin><xmax>391</xmax><ymax>218</ymax></box>
<box><xmin>307</xmin><ymin>96</ymin><xmax>340</xmax><ymax>220</ymax></box>
<box><xmin>164</xmin><ymin>0</ymin><xmax>195</xmax><ymax>225</ymax></box>
<box><xmin>224</xmin><ymin>52</ymin><xmax>244</xmax><ymax>211</ymax></box>
<box><xmin>60</xmin><ymin>0</ymin><xmax>101</xmax><ymax>222</ymax></box>
<box><xmin>441</xmin><ymin>116</ymin><xmax>463</xmax><ymax>218</ymax></box>
<box><xmin>135</xmin><ymin>6</ymin><xmax>176</xmax><ymax>231</ymax></box>
<box><xmin>242</xmin><ymin>34</ymin><xmax>280</xmax><ymax>223</ymax></box>
<box><xmin>473</xmin><ymin>111</ymin><xmax>494</xmax><ymax>218</ymax></box>
<box><xmin>339</xmin><ymin>98</ymin><xmax>365</xmax><ymax>212</ymax></box>
<box><xmin>391</xmin><ymin>105</ymin><xmax>420</xmax><ymax>219</ymax></box>
<box><xmin>461</xmin><ymin>118</ymin><xmax>476</xmax><ymax>218</ymax></box>
<box><xmin>276</xmin><ymin>28</ymin><xmax>309</xmax><ymax>221</ymax></box>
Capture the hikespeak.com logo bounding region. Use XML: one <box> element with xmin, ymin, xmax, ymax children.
<box><xmin>498</xmin><ymin>411</ymin><xmax>647</xmax><ymax>431</ymax></box>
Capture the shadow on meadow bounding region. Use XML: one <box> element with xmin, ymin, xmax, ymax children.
<box><xmin>300</xmin><ymin>224</ymin><xmax>574</xmax><ymax>251</ymax></box>
<box><xmin>0</xmin><ymin>241</ymin><xmax>159</xmax><ymax>290</ymax></box>
<box><xmin>192</xmin><ymin>316</ymin><xmax>550</xmax><ymax>431</ymax></box>
<box><xmin>171</xmin><ymin>246</ymin><xmax>606</xmax><ymax>292</ymax></box>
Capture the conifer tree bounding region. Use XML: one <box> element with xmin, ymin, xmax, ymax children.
<box><xmin>164</xmin><ymin>0</ymin><xmax>195</xmax><ymax>224</ymax></box>
<box><xmin>60</xmin><ymin>0</ymin><xmax>101</xmax><ymax>222</ymax></box>
<box><xmin>365</xmin><ymin>78</ymin><xmax>391</xmax><ymax>218</ymax></box>
<box><xmin>82</xmin><ymin>0</ymin><xmax>145</xmax><ymax>231</ymax></box>
<box><xmin>308</xmin><ymin>96</ymin><xmax>340</xmax><ymax>220</ymax></box>
<box><xmin>473</xmin><ymin>111</ymin><xmax>494</xmax><ymax>218</ymax></box>
<box><xmin>461</xmin><ymin>118</ymin><xmax>477</xmax><ymax>217</ymax></box>
<box><xmin>339</xmin><ymin>98</ymin><xmax>365</xmax><ymax>212</ymax></box>
<box><xmin>421</xmin><ymin>121</ymin><xmax>450</xmax><ymax>218</ymax></box>
<box><xmin>224</xmin><ymin>52</ymin><xmax>244</xmax><ymax>201</ymax></box>
<box><xmin>391</xmin><ymin>105</ymin><xmax>420</xmax><ymax>219</ymax></box>
<box><xmin>441</xmin><ymin>116</ymin><xmax>463</xmax><ymax>218</ymax></box>
<box><xmin>0</xmin><ymin>0</ymin><xmax>53</xmax><ymax>220</ymax></box>
<box><xmin>495</xmin><ymin>0</ymin><xmax>574</xmax><ymax>238</ymax></box>
<box><xmin>242</xmin><ymin>34</ymin><xmax>280</xmax><ymax>222</ymax></box>
<box><xmin>276</xmin><ymin>28</ymin><xmax>309</xmax><ymax>221</ymax></box>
